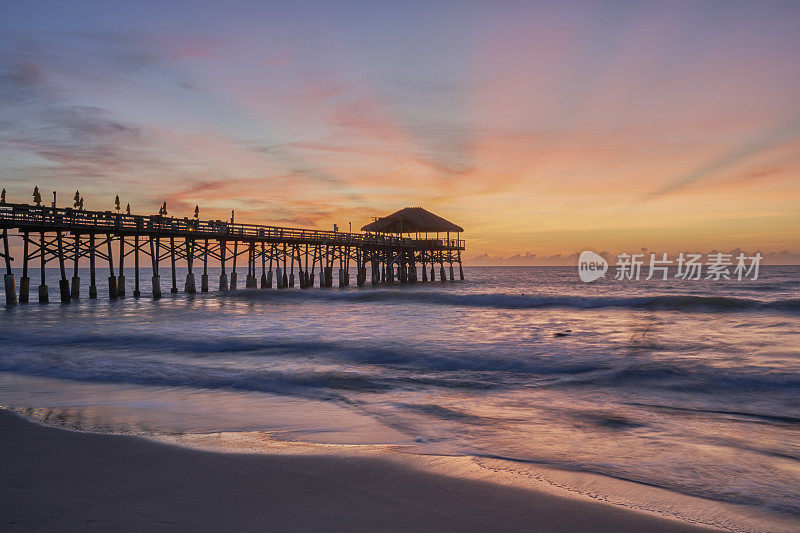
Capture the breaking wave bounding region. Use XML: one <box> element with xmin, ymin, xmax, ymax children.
<box><xmin>233</xmin><ymin>289</ymin><xmax>800</xmax><ymax>314</ymax></box>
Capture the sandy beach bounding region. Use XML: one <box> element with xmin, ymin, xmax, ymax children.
<box><xmin>0</xmin><ymin>410</ymin><xmax>720</xmax><ymax>532</ymax></box>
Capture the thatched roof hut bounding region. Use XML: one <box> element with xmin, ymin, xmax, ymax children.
<box><xmin>361</xmin><ymin>207</ymin><xmax>463</xmax><ymax>234</ymax></box>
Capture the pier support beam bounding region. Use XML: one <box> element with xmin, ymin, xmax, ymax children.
<box><xmin>19</xmin><ymin>275</ymin><xmax>29</xmax><ymax>303</ymax></box>
<box><xmin>2</xmin><ymin>229</ymin><xmax>16</xmax><ymax>305</ymax></box>
<box><xmin>4</xmin><ymin>273</ymin><xmax>15</xmax><ymax>306</ymax></box>
<box><xmin>185</xmin><ymin>239</ymin><xmax>196</xmax><ymax>294</ymax></box>
<box><xmin>219</xmin><ymin>240</ymin><xmax>228</xmax><ymax>291</ymax></box>
<box><xmin>133</xmin><ymin>235</ymin><xmax>141</xmax><ymax>298</ymax></box>
<box><xmin>89</xmin><ymin>234</ymin><xmax>97</xmax><ymax>298</ymax></box>
<box><xmin>149</xmin><ymin>237</ymin><xmax>160</xmax><ymax>299</ymax></box>
<box><xmin>201</xmin><ymin>239</ymin><xmax>209</xmax><ymax>292</ymax></box>
<box><xmin>246</xmin><ymin>242</ymin><xmax>257</xmax><ymax>288</ymax></box>
<box><xmin>117</xmin><ymin>236</ymin><xmax>126</xmax><ymax>298</ymax></box>
<box><xmin>71</xmin><ymin>233</ymin><xmax>80</xmax><ymax>299</ymax></box>
<box><xmin>230</xmin><ymin>241</ymin><xmax>238</xmax><ymax>291</ymax></box>
<box><xmin>59</xmin><ymin>278</ymin><xmax>71</xmax><ymax>303</ymax></box>
<box><xmin>19</xmin><ymin>233</ymin><xmax>29</xmax><ymax>303</ymax></box>
<box><xmin>260</xmin><ymin>242</ymin><xmax>267</xmax><ymax>289</ymax></box>
<box><xmin>38</xmin><ymin>232</ymin><xmax>48</xmax><ymax>303</ymax></box>
<box><xmin>276</xmin><ymin>267</ymin><xmax>283</xmax><ymax>289</ymax></box>
<box><xmin>152</xmin><ymin>275</ymin><xmax>161</xmax><ymax>299</ymax></box>
<box><xmin>108</xmin><ymin>275</ymin><xmax>117</xmax><ymax>300</ymax></box>
<box><xmin>38</xmin><ymin>283</ymin><xmax>49</xmax><ymax>303</ymax></box>
<box><xmin>185</xmin><ymin>273</ymin><xmax>196</xmax><ymax>294</ymax></box>
<box><xmin>169</xmin><ymin>237</ymin><xmax>178</xmax><ymax>294</ymax></box>
<box><xmin>56</xmin><ymin>231</ymin><xmax>70</xmax><ymax>303</ymax></box>
<box><xmin>107</xmin><ymin>235</ymin><xmax>117</xmax><ymax>300</ymax></box>
<box><xmin>440</xmin><ymin>265</ymin><xmax>447</xmax><ymax>283</ymax></box>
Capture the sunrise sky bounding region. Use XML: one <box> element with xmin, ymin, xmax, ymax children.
<box><xmin>1</xmin><ymin>1</ymin><xmax>798</xmax><ymax>263</ymax></box>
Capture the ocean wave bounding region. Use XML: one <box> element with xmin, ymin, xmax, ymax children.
<box><xmin>232</xmin><ymin>289</ymin><xmax>800</xmax><ymax>314</ymax></box>
<box><xmin>0</xmin><ymin>328</ymin><xmax>605</xmax><ymax>376</ymax></box>
<box><xmin>553</xmin><ymin>360</ymin><xmax>800</xmax><ymax>393</ymax></box>
<box><xmin>2</xmin><ymin>340</ymin><xmax>798</xmax><ymax>400</ymax></box>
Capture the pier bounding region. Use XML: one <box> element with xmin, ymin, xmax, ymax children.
<box><xmin>0</xmin><ymin>201</ymin><xmax>465</xmax><ymax>306</ymax></box>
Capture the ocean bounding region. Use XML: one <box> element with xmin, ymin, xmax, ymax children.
<box><xmin>1</xmin><ymin>266</ymin><xmax>799</xmax><ymax>525</ymax></box>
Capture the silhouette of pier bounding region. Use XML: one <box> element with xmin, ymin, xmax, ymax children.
<box><xmin>0</xmin><ymin>201</ymin><xmax>465</xmax><ymax>305</ymax></box>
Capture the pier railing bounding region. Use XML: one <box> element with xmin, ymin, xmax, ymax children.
<box><xmin>0</xmin><ymin>203</ymin><xmax>465</xmax><ymax>250</ymax></box>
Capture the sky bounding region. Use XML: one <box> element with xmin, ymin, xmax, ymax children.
<box><xmin>1</xmin><ymin>1</ymin><xmax>799</xmax><ymax>264</ymax></box>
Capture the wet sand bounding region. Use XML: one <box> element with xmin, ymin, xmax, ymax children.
<box><xmin>0</xmin><ymin>410</ymin><xmax>715</xmax><ymax>532</ymax></box>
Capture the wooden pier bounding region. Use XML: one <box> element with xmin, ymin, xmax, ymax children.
<box><xmin>0</xmin><ymin>202</ymin><xmax>465</xmax><ymax>305</ymax></box>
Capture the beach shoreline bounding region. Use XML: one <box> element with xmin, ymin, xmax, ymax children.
<box><xmin>4</xmin><ymin>408</ymin><xmax>796</xmax><ymax>532</ymax></box>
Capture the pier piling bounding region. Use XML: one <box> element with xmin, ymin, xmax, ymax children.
<box><xmin>185</xmin><ymin>239</ymin><xmax>196</xmax><ymax>294</ymax></box>
<box><xmin>89</xmin><ymin>234</ymin><xmax>97</xmax><ymax>298</ymax></box>
<box><xmin>38</xmin><ymin>232</ymin><xmax>48</xmax><ymax>303</ymax></box>
<box><xmin>230</xmin><ymin>241</ymin><xmax>238</xmax><ymax>291</ymax></box>
<box><xmin>133</xmin><ymin>235</ymin><xmax>141</xmax><ymax>297</ymax></box>
<box><xmin>150</xmin><ymin>237</ymin><xmax>161</xmax><ymax>299</ymax></box>
<box><xmin>219</xmin><ymin>239</ymin><xmax>228</xmax><ymax>291</ymax></box>
<box><xmin>70</xmin><ymin>233</ymin><xmax>80</xmax><ymax>298</ymax></box>
<box><xmin>201</xmin><ymin>239</ymin><xmax>209</xmax><ymax>292</ymax></box>
<box><xmin>117</xmin><ymin>236</ymin><xmax>126</xmax><ymax>298</ymax></box>
<box><xmin>56</xmin><ymin>231</ymin><xmax>70</xmax><ymax>303</ymax></box>
<box><xmin>169</xmin><ymin>237</ymin><xmax>178</xmax><ymax>294</ymax></box>
<box><xmin>2</xmin><ymin>229</ymin><xmax>16</xmax><ymax>305</ymax></box>
<box><xmin>19</xmin><ymin>232</ymin><xmax>29</xmax><ymax>303</ymax></box>
<box><xmin>107</xmin><ymin>234</ymin><xmax>117</xmax><ymax>300</ymax></box>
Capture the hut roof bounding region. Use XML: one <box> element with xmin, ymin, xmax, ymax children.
<box><xmin>361</xmin><ymin>207</ymin><xmax>463</xmax><ymax>233</ymax></box>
